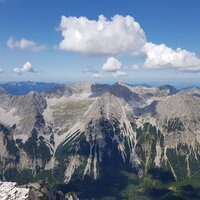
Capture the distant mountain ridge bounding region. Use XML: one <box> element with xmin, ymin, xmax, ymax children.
<box><xmin>0</xmin><ymin>81</ymin><xmax>62</xmax><ymax>95</ymax></box>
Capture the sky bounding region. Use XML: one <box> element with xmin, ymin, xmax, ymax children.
<box><xmin>0</xmin><ymin>0</ymin><xmax>200</xmax><ymax>86</ymax></box>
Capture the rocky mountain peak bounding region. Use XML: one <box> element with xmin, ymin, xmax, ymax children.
<box><xmin>64</xmin><ymin>81</ymin><xmax>93</xmax><ymax>97</ymax></box>
<box><xmin>85</xmin><ymin>92</ymin><xmax>126</xmax><ymax>120</ymax></box>
<box><xmin>159</xmin><ymin>84</ymin><xmax>178</xmax><ymax>95</ymax></box>
<box><xmin>110</xmin><ymin>82</ymin><xmax>142</xmax><ymax>105</ymax></box>
<box><xmin>156</xmin><ymin>92</ymin><xmax>200</xmax><ymax>119</ymax></box>
<box><xmin>23</xmin><ymin>91</ymin><xmax>47</xmax><ymax>113</ymax></box>
<box><xmin>115</xmin><ymin>81</ymin><xmax>128</xmax><ymax>86</ymax></box>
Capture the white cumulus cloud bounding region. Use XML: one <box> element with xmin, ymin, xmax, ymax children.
<box><xmin>13</xmin><ymin>62</ymin><xmax>36</xmax><ymax>74</ymax></box>
<box><xmin>101</xmin><ymin>57</ymin><xmax>122</xmax><ymax>72</ymax></box>
<box><xmin>142</xmin><ymin>42</ymin><xmax>200</xmax><ymax>72</ymax></box>
<box><xmin>7</xmin><ymin>37</ymin><xmax>46</xmax><ymax>52</ymax></box>
<box><xmin>59</xmin><ymin>14</ymin><xmax>200</xmax><ymax>73</ymax></box>
<box><xmin>99</xmin><ymin>57</ymin><xmax>128</xmax><ymax>78</ymax></box>
<box><xmin>59</xmin><ymin>15</ymin><xmax>146</xmax><ymax>56</ymax></box>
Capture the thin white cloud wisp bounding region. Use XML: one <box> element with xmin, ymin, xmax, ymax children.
<box><xmin>7</xmin><ymin>37</ymin><xmax>47</xmax><ymax>52</ymax></box>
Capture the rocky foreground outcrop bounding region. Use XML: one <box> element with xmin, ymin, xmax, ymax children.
<box><xmin>0</xmin><ymin>181</ymin><xmax>79</xmax><ymax>200</ymax></box>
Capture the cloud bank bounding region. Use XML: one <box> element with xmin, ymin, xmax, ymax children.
<box><xmin>7</xmin><ymin>37</ymin><xmax>46</xmax><ymax>52</ymax></box>
<box><xmin>13</xmin><ymin>62</ymin><xmax>36</xmax><ymax>74</ymax></box>
<box><xmin>59</xmin><ymin>15</ymin><xmax>200</xmax><ymax>72</ymax></box>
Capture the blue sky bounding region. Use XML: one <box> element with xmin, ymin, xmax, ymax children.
<box><xmin>0</xmin><ymin>0</ymin><xmax>200</xmax><ymax>85</ymax></box>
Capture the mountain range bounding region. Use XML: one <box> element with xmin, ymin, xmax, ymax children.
<box><xmin>0</xmin><ymin>81</ymin><xmax>62</xmax><ymax>95</ymax></box>
<box><xmin>0</xmin><ymin>81</ymin><xmax>200</xmax><ymax>199</ymax></box>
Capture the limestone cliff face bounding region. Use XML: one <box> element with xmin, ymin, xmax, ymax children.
<box><xmin>0</xmin><ymin>82</ymin><xmax>200</xmax><ymax>186</ymax></box>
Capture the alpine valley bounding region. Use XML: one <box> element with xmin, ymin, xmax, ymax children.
<box><xmin>0</xmin><ymin>81</ymin><xmax>200</xmax><ymax>200</ymax></box>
